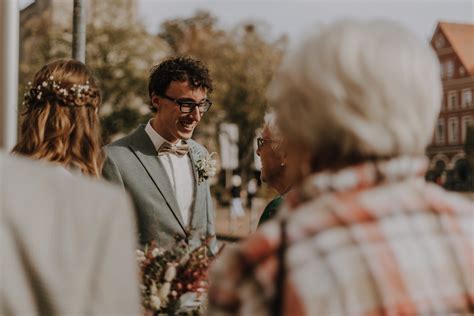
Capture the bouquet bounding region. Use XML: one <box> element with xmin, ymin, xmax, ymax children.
<box><xmin>136</xmin><ymin>239</ymin><xmax>211</xmax><ymax>315</ymax></box>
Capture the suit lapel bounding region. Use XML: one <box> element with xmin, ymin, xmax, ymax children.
<box><xmin>188</xmin><ymin>142</ymin><xmax>206</xmax><ymax>231</ymax></box>
<box><xmin>128</xmin><ymin>126</ymin><xmax>187</xmax><ymax>234</ymax></box>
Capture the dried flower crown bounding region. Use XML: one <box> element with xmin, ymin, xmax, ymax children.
<box><xmin>22</xmin><ymin>75</ymin><xmax>99</xmax><ymax>109</ymax></box>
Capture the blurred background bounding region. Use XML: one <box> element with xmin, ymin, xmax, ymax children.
<box><xmin>7</xmin><ymin>0</ymin><xmax>474</xmax><ymax>238</ymax></box>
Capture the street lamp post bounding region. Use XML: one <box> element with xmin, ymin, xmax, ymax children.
<box><xmin>72</xmin><ymin>0</ymin><xmax>86</xmax><ymax>62</ymax></box>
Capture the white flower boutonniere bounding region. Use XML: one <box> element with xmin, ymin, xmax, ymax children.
<box><xmin>195</xmin><ymin>152</ymin><xmax>217</xmax><ymax>184</ymax></box>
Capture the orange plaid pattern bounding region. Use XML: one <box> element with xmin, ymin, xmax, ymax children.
<box><xmin>209</xmin><ymin>157</ymin><xmax>474</xmax><ymax>315</ymax></box>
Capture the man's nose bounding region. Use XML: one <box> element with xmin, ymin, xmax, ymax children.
<box><xmin>189</xmin><ymin>106</ymin><xmax>202</xmax><ymax>121</ymax></box>
<box><xmin>256</xmin><ymin>146</ymin><xmax>261</xmax><ymax>156</ymax></box>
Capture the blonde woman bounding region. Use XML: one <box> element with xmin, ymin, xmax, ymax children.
<box><xmin>13</xmin><ymin>59</ymin><xmax>103</xmax><ymax>176</ymax></box>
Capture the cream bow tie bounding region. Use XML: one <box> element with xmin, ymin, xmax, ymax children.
<box><xmin>158</xmin><ymin>142</ymin><xmax>190</xmax><ymax>157</ymax></box>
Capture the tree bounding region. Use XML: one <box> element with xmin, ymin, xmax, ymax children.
<box><xmin>20</xmin><ymin>7</ymin><xmax>288</xmax><ymax>180</ymax></box>
<box><xmin>86</xmin><ymin>23</ymin><xmax>168</xmax><ymax>142</ymax></box>
<box><xmin>19</xmin><ymin>3</ymin><xmax>169</xmax><ymax>143</ymax></box>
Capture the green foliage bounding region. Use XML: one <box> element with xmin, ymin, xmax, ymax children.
<box><xmin>19</xmin><ymin>11</ymin><xmax>71</xmax><ymax>106</ymax></box>
<box><xmin>85</xmin><ymin>23</ymin><xmax>168</xmax><ymax>142</ymax></box>
<box><xmin>100</xmin><ymin>107</ymin><xmax>150</xmax><ymax>143</ymax></box>
<box><xmin>19</xmin><ymin>7</ymin><xmax>168</xmax><ymax>143</ymax></box>
<box><xmin>20</xmin><ymin>8</ymin><xmax>287</xmax><ymax>179</ymax></box>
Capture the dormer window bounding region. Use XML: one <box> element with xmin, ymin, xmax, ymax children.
<box><xmin>434</xmin><ymin>34</ymin><xmax>445</xmax><ymax>49</ymax></box>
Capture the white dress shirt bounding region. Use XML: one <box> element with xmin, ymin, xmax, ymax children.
<box><xmin>145</xmin><ymin>121</ymin><xmax>195</xmax><ymax>227</ymax></box>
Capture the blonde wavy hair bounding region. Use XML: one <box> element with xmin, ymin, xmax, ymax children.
<box><xmin>13</xmin><ymin>59</ymin><xmax>104</xmax><ymax>177</ymax></box>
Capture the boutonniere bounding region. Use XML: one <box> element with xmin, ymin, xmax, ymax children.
<box><xmin>195</xmin><ymin>152</ymin><xmax>217</xmax><ymax>184</ymax></box>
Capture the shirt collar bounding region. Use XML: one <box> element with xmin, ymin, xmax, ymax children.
<box><xmin>145</xmin><ymin>120</ymin><xmax>182</xmax><ymax>152</ymax></box>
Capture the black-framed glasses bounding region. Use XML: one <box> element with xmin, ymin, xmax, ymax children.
<box><xmin>256</xmin><ymin>137</ymin><xmax>274</xmax><ymax>149</ymax></box>
<box><xmin>161</xmin><ymin>94</ymin><xmax>212</xmax><ymax>113</ymax></box>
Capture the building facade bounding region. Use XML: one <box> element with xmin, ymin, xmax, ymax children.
<box><xmin>426</xmin><ymin>22</ymin><xmax>474</xmax><ymax>190</ymax></box>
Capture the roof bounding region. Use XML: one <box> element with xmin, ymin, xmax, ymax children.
<box><xmin>437</xmin><ymin>22</ymin><xmax>474</xmax><ymax>76</ymax></box>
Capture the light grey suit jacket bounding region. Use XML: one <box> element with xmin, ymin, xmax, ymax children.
<box><xmin>0</xmin><ymin>152</ymin><xmax>140</xmax><ymax>316</ymax></box>
<box><xmin>103</xmin><ymin>125</ymin><xmax>218</xmax><ymax>254</ymax></box>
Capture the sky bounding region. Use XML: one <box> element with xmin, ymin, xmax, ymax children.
<box><xmin>137</xmin><ymin>0</ymin><xmax>474</xmax><ymax>42</ymax></box>
<box><xmin>19</xmin><ymin>0</ymin><xmax>473</xmax><ymax>42</ymax></box>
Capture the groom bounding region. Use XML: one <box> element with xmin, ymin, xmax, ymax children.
<box><xmin>103</xmin><ymin>57</ymin><xmax>217</xmax><ymax>254</ymax></box>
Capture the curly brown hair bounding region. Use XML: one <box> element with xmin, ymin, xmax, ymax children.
<box><xmin>12</xmin><ymin>59</ymin><xmax>104</xmax><ymax>177</ymax></box>
<box><xmin>148</xmin><ymin>56</ymin><xmax>213</xmax><ymax>113</ymax></box>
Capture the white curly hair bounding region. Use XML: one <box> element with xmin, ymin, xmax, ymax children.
<box><xmin>263</xmin><ymin>111</ymin><xmax>283</xmax><ymax>152</ymax></box>
<box><xmin>268</xmin><ymin>20</ymin><xmax>442</xmax><ymax>171</ymax></box>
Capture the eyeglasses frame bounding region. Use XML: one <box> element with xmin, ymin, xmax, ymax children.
<box><xmin>161</xmin><ymin>94</ymin><xmax>212</xmax><ymax>113</ymax></box>
<box><xmin>256</xmin><ymin>136</ymin><xmax>275</xmax><ymax>150</ymax></box>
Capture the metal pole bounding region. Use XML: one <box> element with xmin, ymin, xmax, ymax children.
<box><xmin>0</xmin><ymin>0</ymin><xmax>19</xmax><ymax>151</ymax></box>
<box><xmin>72</xmin><ymin>0</ymin><xmax>86</xmax><ymax>62</ymax></box>
<box><xmin>225</xmin><ymin>169</ymin><xmax>232</xmax><ymax>189</ymax></box>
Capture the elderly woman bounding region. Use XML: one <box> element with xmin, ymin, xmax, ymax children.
<box><xmin>256</xmin><ymin>112</ymin><xmax>294</xmax><ymax>226</ymax></box>
<box><xmin>209</xmin><ymin>20</ymin><xmax>473</xmax><ymax>315</ymax></box>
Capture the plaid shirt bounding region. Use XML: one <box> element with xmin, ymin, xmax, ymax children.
<box><xmin>209</xmin><ymin>157</ymin><xmax>474</xmax><ymax>315</ymax></box>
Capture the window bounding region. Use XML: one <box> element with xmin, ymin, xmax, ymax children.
<box><xmin>434</xmin><ymin>34</ymin><xmax>445</xmax><ymax>49</ymax></box>
<box><xmin>462</xmin><ymin>116</ymin><xmax>472</xmax><ymax>142</ymax></box>
<box><xmin>446</xmin><ymin>60</ymin><xmax>455</xmax><ymax>79</ymax></box>
<box><xmin>462</xmin><ymin>89</ymin><xmax>472</xmax><ymax>108</ymax></box>
<box><xmin>447</xmin><ymin>91</ymin><xmax>457</xmax><ymax>110</ymax></box>
<box><xmin>448</xmin><ymin>117</ymin><xmax>459</xmax><ymax>144</ymax></box>
<box><xmin>435</xmin><ymin>118</ymin><xmax>445</xmax><ymax>145</ymax></box>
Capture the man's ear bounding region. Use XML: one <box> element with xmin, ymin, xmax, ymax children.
<box><xmin>151</xmin><ymin>93</ymin><xmax>160</xmax><ymax>111</ymax></box>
